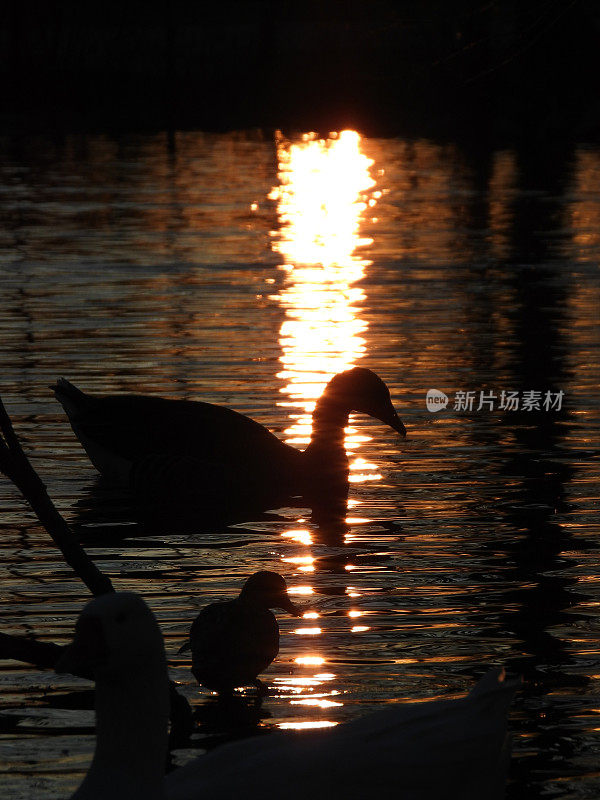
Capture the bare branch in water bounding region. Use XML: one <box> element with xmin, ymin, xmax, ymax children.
<box><xmin>0</xmin><ymin>395</ymin><xmax>192</xmax><ymax>735</ymax></box>
<box><xmin>0</xmin><ymin>633</ymin><xmax>74</xmax><ymax>673</ymax></box>
<box><xmin>0</xmin><ymin>630</ymin><xmax>193</xmax><ymax>739</ymax></box>
<box><xmin>0</xmin><ymin>395</ymin><xmax>113</xmax><ymax>595</ymax></box>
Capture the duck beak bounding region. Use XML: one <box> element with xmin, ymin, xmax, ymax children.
<box><xmin>279</xmin><ymin>596</ymin><xmax>303</xmax><ymax>617</ymax></box>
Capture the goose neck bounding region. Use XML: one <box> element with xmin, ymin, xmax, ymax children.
<box><xmin>309</xmin><ymin>399</ymin><xmax>350</xmax><ymax>449</ymax></box>
<box><xmin>79</xmin><ymin>668</ymin><xmax>169</xmax><ymax>800</ymax></box>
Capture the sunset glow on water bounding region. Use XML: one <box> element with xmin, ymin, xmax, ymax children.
<box><xmin>269</xmin><ymin>131</ymin><xmax>380</xmax><ymax>484</ymax></box>
<box><xmin>0</xmin><ymin>130</ymin><xmax>598</xmax><ymax>799</ymax></box>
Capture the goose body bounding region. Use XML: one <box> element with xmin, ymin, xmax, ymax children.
<box><xmin>52</xmin><ymin>380</ymin><xmax>301</xmax><ymax>490</ymax></box>
<box><xmin>52</xmin><ymin>369</ymin><xmax>405</xmax><ymax>508</ymax></box>
<box><xmin>179</xmin><ymin>571</ymin><xmax>300</xmax><ymax>693</ymax></box>
<box><xmin>57</xmin><ymin>593</ymin><xmax>518</xmax><ymax>800</ymax></box>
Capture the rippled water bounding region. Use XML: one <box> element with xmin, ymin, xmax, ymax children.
<box><xmin>0</xmin><ymin>130</ymin><xmax>599</xmax><ymax>799</ymax></box>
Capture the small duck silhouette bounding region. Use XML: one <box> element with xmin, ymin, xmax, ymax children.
<box><xmin>52</xmin><ymin>368</ymin><xmax>405</xmax><ymax>511</ymax></box>
<box><xmin>56</xmin><ymin>592</ymin><xmax>519</xmax><ymax>800</ymax></box>
<box><xmin>178</xmin><ymin>571</ymin><xmax>301</xmax><ymax>695</ymax></box>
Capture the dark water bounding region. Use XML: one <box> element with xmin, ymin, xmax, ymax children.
<box><xmin>0</xmin><ymin>130</ymin><xmax>599</xmax><ymax>798</ymax></box>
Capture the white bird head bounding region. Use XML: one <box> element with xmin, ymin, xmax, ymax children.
<box><xmin>56</xmin><ymin>592</ymin><xmax>165</xmax><ymax>681</ymax></box>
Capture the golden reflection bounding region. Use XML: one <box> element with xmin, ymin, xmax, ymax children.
<box><xmin>358</xmin><ymin>139</ymin><xmax>473</xmax><ymax>263</ymax></box>
<box><xmin>283</xmin><ymin>555</ymin><xmax>315</xmax><ymax>573</ymax></box>
<box><xmin>295</xmin><ymin>656</ymin><xmax>326</xmax><ymax>666</ymax></box>
<box><xmin>274</xmin><ymin>676</ymin><xmax>330</xmax><ymax>688</ymax></box>
<box><xmin>284</xmin><ymin>556</ymin><xmax>315</xmax><ymax>565</ymax></box>
<box><xmin>278</xmin><ymin>721</ymin><xmax>338</xmax><ymax>730</ymax></box>
<box><xmin>282</xmin><ymin>529</ymin><xmax>313</xmax><ymax>545</ymax></box>
<box><xmin>568</xmin><ymin>148</ymin><xmax>600</xmax><ymax>261</ymax></box>
<box><xmin>349</xmin><ymin>458</ymin><xmax>382</xmax><ymax>484</ymax></box>
<box><xmin>294</xmin><ymin>627</ymin><xmax>322</xmax><ymax>635</ymax></box>
<box><xmin>269</xmin><ymin>130</ymin><xmax>374</xmax><ymax>268</ymax></box>
<box><xmin>269</xmin><ymin>130</ymin><xmax>381</xmax><ymax>483</ymax></box>
<box><xmin>291</xmin><ymin>698</ymin><xmax>343</xmax><ymax>708</ymax></box>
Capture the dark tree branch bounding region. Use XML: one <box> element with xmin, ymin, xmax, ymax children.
<box><xmin>0</xmin><ymin>631</ymin><xmax>65</xmax><ymax>672</ymax></box>
<box><xmin>0</xmin><ymin>395</ymin><xmax>192</xmax><ymax>735</ymax></box>
<box><xmin>0</xmin><ymin>629</ymin><xmax>192</xmax><ymax>738</ymax></box>
<box><xmin>0</xmin><ymin>396</ymin><xmax>113</xmax><ymax>595</ymax></box>
<box><xmin>0</xmin><ymin>396</ymin><xmax>22</xmax><ymax>452</ymax></box>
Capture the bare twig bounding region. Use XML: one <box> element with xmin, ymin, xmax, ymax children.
<box><xmin>0</xmin><ymin>632</ymin><xmax>67</xmax><ymax>672</ymax></box>
<box><xmin>0</xmin><ymin>395</ymin><xmax>191</xmax><ymax>734</ymax></box>
<box><xmin>0</xmin><ymin>395</ymin><xmax>113</xmax><ymax>595</ymax></box>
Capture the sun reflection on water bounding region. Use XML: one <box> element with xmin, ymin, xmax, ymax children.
<box><xmin>269</xmin><ymin>130</ymin><xmax>378</xmax><ymax>472</ymax></box>
<box><xmin>282</xmin><ymin>528</ymin><xmax>313</xmax><ymax>545</ymax></box>
<box><xmin>291</xmin><ymin>698</ymin><xmax>343</xmax><ymax>708</ymax></box>
<box><xmin>277</xmin><ymin>721</ymin><xmax>338</xmax><ymax>730</ymax></box>
<box><xmin>294</xmin><ymin>627</ymin><xmax>322</xmax><ymax>635</ymax></box>
<box><xmin>269</xmin><ymin>130</ymin><xmax>381</xmax><ymax>727</ymax></box>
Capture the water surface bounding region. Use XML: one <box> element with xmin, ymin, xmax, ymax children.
<box><xmin>0</xmin><ymin>130</ymin><xmax>599</xmax><ymax>798</ymax></box>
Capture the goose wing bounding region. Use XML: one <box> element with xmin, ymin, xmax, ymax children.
<box><xmin>53</xmin><ymin>380</ymin><xmax>301</xmax><ymax>483</ymax></box>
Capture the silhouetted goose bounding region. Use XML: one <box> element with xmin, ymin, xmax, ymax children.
<box><xmin>57</xmin><ymin>592</ymin><xmax>518</xmax><ymax>800</ymax></box>
<box><xmin>178</xmin><ymin>571</ymin><xmax>301</xmax><ymax>694</ymax></box>
<box><xmin>52</xmin><ymin>368</ymin><xmax>405</xmax><ymax>505</ymax></box>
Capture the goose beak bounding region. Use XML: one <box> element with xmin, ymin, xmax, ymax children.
<box><xmin>279</xmin><ymin>596</ymin><xmax>303</xmax><ymax>617</ymax></box>
<box><xmin>375</xmin><ymin>406</ymin><xmax>406</xmax><ymax>437</ymax></box>
<box><xmin>390</xmin><ymin>414</ymin><xmax>406</xmax><ymax>437</ymax></box>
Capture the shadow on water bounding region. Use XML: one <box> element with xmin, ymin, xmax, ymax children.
<box><xmin>191</xmin><ymin>692</ymin><xmax>269</xmax><ymax>734</ymax></box>
<box><xmin>165</xmin><ymin>696</ymin><xmax>273</xmax><ymax>774</ymax></box>
<box><xmin>472</xmin><ymin>144</ymin><xmax>594</xmax><ymax>799</ymax></box>
<box><xmin>71</xmin><ymin>462</ymin><xmax>357</xmax><ymax>545</ymax></box>
<box><xmin>70</xmin><ymin>476</ymin><xmax>301</xmax><ymax>542</ymax></box>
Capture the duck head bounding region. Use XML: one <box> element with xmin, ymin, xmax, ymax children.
<box><xmin>55</xmin><ymin>592</ymin><xmax>166</xmax><ymax>681</ymax></box>
<box><xmin>320</xmin><ymin>368</ymin><xmax>406</xmax><ymax>436</ymax></box>
<box><xmin>239</xmin><ymin>571</ymin><xmax>302</xmax><ymax>616</ymax></box>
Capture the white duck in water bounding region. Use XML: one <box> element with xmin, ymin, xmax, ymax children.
<box><xmin>52</xmin><ymin>369</ymin><xmax>405</xmax><ymax>508</ymax></box>
<box><xmin>178</xmin><ymin>571</ymin><xmax>301</xmax><ymax>694</ymax></box>
<box><xmin>57</xmin><ymin>592</ymin><xmax>518</xmax><ymax>800</ymax></box>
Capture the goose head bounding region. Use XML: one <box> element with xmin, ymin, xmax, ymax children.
<box><xmin>239</xmin><ymin>571</ymin><xmax>302</xmax><ymax>616</ymax></box>
<box><xmin>319</xmin><ymin>368</ymin><xmax>406</xmax><ymax>436</ymax></box>
<box><xmin>56</xmin><ymin>592</ymin><xmax>166</xmax><ymax>681</ymax></box>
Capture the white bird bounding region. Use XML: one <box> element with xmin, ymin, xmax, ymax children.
<box><xmin>57</xmin><ymin>592</ymin><xmax>518</xmax><ymax>800</ymax></box>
